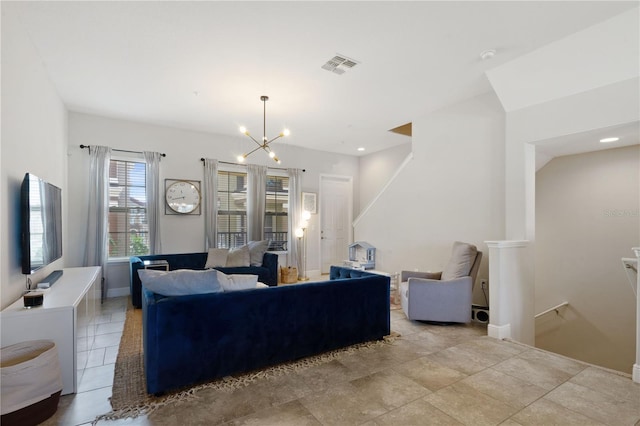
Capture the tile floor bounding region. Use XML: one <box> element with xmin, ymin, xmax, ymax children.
<box><xmin>42</xmin><ymin>296</ymin><xmax>640</xmax><ymax>426</ymax></box>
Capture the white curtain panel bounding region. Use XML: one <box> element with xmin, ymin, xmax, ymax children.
<box><xmin>84</xmin><ymin>145</ymin><xmax>111</xmax><ymax>301</ymax></box>
<box><xmin>143</xmin><ymin>151</ymin><xmax>162</xmax><ymax>254</ymax></box>
<box><xmin>247</xmin><ymin>164</ymin><xmax>267</xmax><ymax>242</ymax></box>
<box><xmin>203</xmin><ymin>158</ymin><xmax>218</xmax><ymax>249</ymax></box>
<box><xmin>287</xmin><ymin>168</ymin><xmax>302</xmax><ymax>270</ymax></box>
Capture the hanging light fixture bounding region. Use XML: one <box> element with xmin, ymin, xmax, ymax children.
<box><xmin>237</xmin><ymin>95</ymin><xmax>290</xmax><ymax>164</ymax></box>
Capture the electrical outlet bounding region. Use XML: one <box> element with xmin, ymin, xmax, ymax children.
<box><xmin>480</xmin><ymin>279</ymin><xmax>487</xmax><ymax>289</ymax></box>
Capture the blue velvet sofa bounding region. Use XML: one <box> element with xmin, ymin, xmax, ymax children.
<box><xmin>129</xmin><ymin>252</ymin><xmax>278</xmax><ymax>308</ymax></box>
<box><xmin>142</xmin><ymin>266</ymin><xmax>390</xmax><ymax>395</ymax></box>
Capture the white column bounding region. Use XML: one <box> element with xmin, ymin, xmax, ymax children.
<box><xmin>484</xmin><ymin>240</ymin><xmax>533</xmax><ymax>345</ymax></box>
<box><xmin>633</xmin><ymin>247</ymin><xmax>640</xmax><ymax>384</ymax></box>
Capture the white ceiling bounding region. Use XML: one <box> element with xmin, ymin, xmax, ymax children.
<box><xmin>534</xmin><ymin>121</ymin><xmax>640</xmax><ymax>170</ymax></box>
<box><xmin>8</xmin><ymin>1</ymin><xmax>638</xmax><ymax>156</ymax></box>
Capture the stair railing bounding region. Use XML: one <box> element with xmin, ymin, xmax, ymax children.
<box><xmin>535</xmin><ymin>301</ymin><xmax>569</xmax><ymax>319</ymax></box>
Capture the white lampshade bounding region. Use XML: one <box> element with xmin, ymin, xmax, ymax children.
<box><xmin>295</xmin><ymin>228</ymin><xmax>304</xmax><ymax>238</ymax></box>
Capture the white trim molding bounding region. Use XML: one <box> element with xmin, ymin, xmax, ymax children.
<box><xmin>488</xmin><ymin>324</ymin><xmax>512</xmax><ymax>340</ymax></box>
<box><xmin>484</xmin><ymin>240</ymin><xmax>533</xmax><ymax>345</ymax></box>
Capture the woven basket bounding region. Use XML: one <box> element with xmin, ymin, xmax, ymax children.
<box><xmin>280</xmin><ymin>266</ymin><xmax>298</xmax><ymax>284</ymax></box>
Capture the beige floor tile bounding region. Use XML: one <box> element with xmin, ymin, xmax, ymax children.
<box><xmin>229</xmin><ymin>400</ymin><xmax>321</xmax><ymax>426</ymax></box>
<box><xmin>297</xmin><ymin>359</ymin><xmax>363</xmax><ymax>392</ymax></box>
<box><xmin>228</xmin><ymin>373</ymin><xmax>313</xmax><ymax>412</ymax></box>
<box><xmin>510</xmin><ymin>398</ymin><xmax>606</xmax><ymax>425</ymax></box>
<box><xmin>569</xmin><ymin>366</ymin><xmax>640</xmax><ymax>403</ymax></box>
<box><xmin>457</xmin><ymin>336</ymin><xmax>527</xmax><ymax>359</ymax></box>
<box><xmin>401</xmin><ymin>329</ymin><xmax>464</xmax><ymax>354</ymax></box>
<box><xmin>338</xmin><ymin>352</ymin><xmax>390</xmax><ymax>377</ymax></box>
<box><xmin>371</xmin><ymin>397</ymin><xmax>464</xmax><ymax>425</ymax></box>
<box><xmin>147</xmin><ymin>387</ymin><xmax>255</xmax><ymax>425</ymax></box>
<box><xmin>516</xmin><ymin>348</ymin><xmax>587</xmax><ymax>376</ymax></box>
<box><xmin>492</xmin><ymin>354</ymin><xmax>574</xmax><ymax>391</ymax></box>
<box><xmin>462</xmin><ymin>368</ymin><xmax>548</xmax><ymax>409</ymax></box>
<box><xmin>544</xmin><ymin>381</ymin><xmax>640</xmax><ymax>425</ymax></box>
<box><xmin>425</xmin><ymin>344</ymin><xmax>498</xmax><ymax>376</ymax></box>
<box><xmin>499</xmin><ymin>419</ymin><xmax>524</xmax><ymax>426</ymax></box>
<box><xmin>423</xmin><ymin>322</ymin><xmax>487</xmax><ymax>338</ymax></box>
<box><xmin>390</xmin><ymin>318</ymin><xmax>429</xmax><ymax>336</ymax></box>
<box><xmin>424</xmin><ymin>381</ymin><xmax>519</xmax><ymax>426</ymax></box>
<box><xmin>299</xmin><ymin>381</ymin><xmax>389</xmax><ymax>425</ymax></box>
<box><xmin>393</xmin><ymin>356</ymin><xmax>467</xmax><ymax>391</ymax></box>
<box><xmin>349</xmin><ymin>369</ymin><xmax>431</xmax><ymax>410</ymax></box>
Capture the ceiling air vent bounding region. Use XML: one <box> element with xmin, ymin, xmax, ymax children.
<box><xmin>321</xmin><ymin>54</ymin><xmax>360</xmax><ymax>75</ymax></box>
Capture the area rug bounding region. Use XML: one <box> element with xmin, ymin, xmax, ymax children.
<box><xmin>94</xmin><ymin>304</ymin><xmax>400</xmax><ymax>423</ymax></box>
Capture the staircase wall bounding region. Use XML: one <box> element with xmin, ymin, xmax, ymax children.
<box><xmin>535</xmin><ymin>145</ymin><xmax>640</xmax><ymax>373</ymax></box>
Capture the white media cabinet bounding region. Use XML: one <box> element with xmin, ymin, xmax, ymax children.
<box><xmin>1</xmin><ymin>266</ymin><xmax>101</xmax><ymax>395</ymax></box>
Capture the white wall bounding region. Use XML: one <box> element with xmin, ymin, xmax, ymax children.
<box><xmin>359</xmin><ymin>143</ymin><xmax>411</xmax><ymax>210</ymax></box>
<box><xmin>67</xmin><ymin>112</ymin><xmax>359</xmax><ymax>294</ymax></box>
<box><xmin>355</xmin><ymin>92</ymin><xmax>505</xmax><ymax>306</ymax></box>
<box><xmin>535</xmin><ymin>145</ymin><xmax>639</xmax><ymax>373</ymax></box>
<box><xmin>1</xmin><ymin>5</ymin><xmax>68</xmax><ymax>310</ymax></box>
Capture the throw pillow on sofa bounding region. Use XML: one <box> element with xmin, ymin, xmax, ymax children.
<box><xmin>216</xmin><ymin>271</ymin><xmax>259</xmax><ymax>292</ymax></box>
<box><xmin>138</xmin><ymin>269</ymin><xmax>223</xmax><ymax>296</ymax></box>
<box><xmin>226</xmin><ymin>245</ymin><xmax>250</xmax><ymax>267</ymax></box>
<box><xmin>248</xmin><ymin>240</ymin><xmax>270</xmax><ymax>266</ymax></box>
<box><xmin>204</xmin><ymin>248</ymin><xmax>229</xmax><ymax>268</ymax></box>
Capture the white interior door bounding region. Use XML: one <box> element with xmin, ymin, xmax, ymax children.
<box><xmin>320</xmin><ymin>175</ymin><xmax>353</xmax><ymax>273</ymax></box>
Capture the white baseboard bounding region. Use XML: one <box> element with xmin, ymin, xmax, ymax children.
<box><xmin>107</xmin><ymin>287</ymin><xmax>130</xmax><ymax>298</ymax></box>
<box><xmin>488</xmin><ymin>323</ymin><xmax>511</xmax><ymax>340</ymax></box>
<box><xmin>633</xmin><ymin>363</ymin><xmax>640</xmax><ymax>384</ymax></box>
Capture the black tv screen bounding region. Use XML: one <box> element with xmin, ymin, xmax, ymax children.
<box><xmin>21</xmin><ymin>173</ymin><xmax>63</xmax><ymax>274</ymax></box>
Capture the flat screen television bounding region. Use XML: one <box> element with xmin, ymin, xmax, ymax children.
<box><xmin>21</xmin><ymin>173</ymin><xmax>63</xmax><ymax>274</ymax></box>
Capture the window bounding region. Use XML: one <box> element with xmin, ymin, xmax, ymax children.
<box><xmin>108</xmin><ymin>159</ymin><xmax>148</xmax><ymax>258</ymax></box>
<box><xmin>217</xmin><ymin>170</ymin><xmax>247</xmax><ymax>249</ymax></box>
<box><xmin>265</xmin><ymin>175</ymin><xmax>289</xmax><ymax>251</ymax></box>
<box><xmin>216</xmin><ymin>169</ymin><xmax>289</xmax><ymax>250</ymax></box>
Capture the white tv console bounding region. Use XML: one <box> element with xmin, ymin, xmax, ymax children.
<box><xmin>1</xmin><ymin>266</ymin><xmax>101</xmax><ymax>395</ymax></box>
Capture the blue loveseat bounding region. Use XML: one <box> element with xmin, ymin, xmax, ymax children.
<box><xmin>142</xmin><ymin>266</ymin><xmax>390</xmax><ymax>395</ymax></box>
<box><xmin>129</xmin><ymin>252</ymin><xmax>278</xmax><ymax>308</ymax></box>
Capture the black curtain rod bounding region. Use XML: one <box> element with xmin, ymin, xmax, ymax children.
<box><xmin>200</xmin><ymin>158</ymin><xmax>305</xmax><ymax>172</ymax></box>
<box><xmin>79</xmin><ymin>144</ymin><xmax>166</xmax><ymax>157</ymax></box>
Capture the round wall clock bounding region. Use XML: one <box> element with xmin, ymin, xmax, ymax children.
<box><xmin>165</xmin><ymin>180</ymin><xmax>201</xmax><ymax>214</ymax></box>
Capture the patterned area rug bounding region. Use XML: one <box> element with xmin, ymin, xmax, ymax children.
<box><xmin>95</xmin><ymin>304</ymin><xmax>399</xmax><ymax>423</ymax></box>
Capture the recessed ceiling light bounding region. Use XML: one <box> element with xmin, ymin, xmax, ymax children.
<box><xmin>600</xmin><ymin>137</ymin><xmax>620</xmax><ymax>143</ymax></box>
<box><xmin>357</xmin><ymin>147</ymin><xmax>365</xmax><ymax>152</ymax></box>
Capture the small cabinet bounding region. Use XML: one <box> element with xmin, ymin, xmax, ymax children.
<box><xmin>1</xmin><ymin>267</ymin><xmax>101</xmax><ymax>395</ymax></box>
